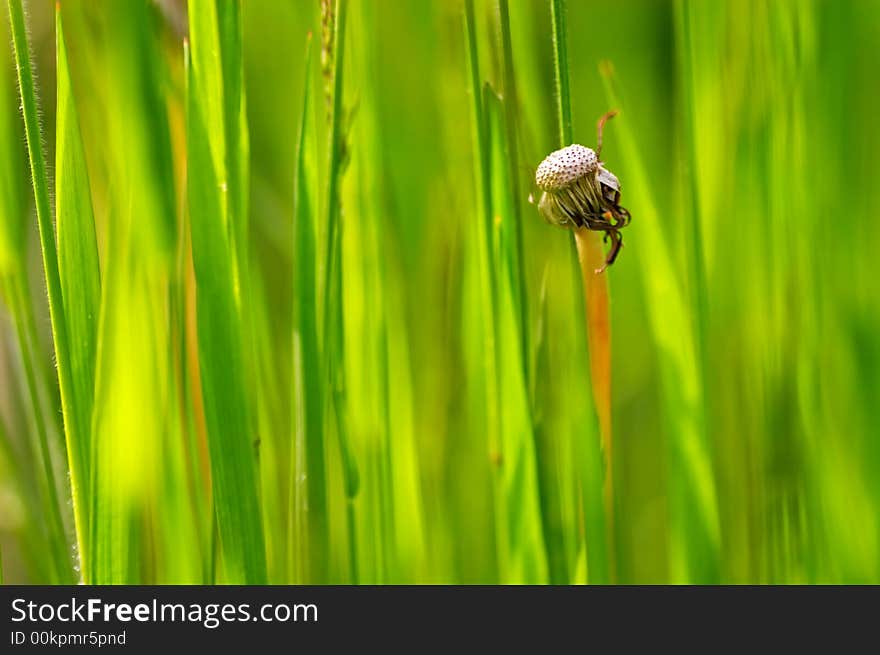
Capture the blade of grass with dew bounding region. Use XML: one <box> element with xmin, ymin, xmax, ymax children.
<box><xmin>54</xmin><ymin>8</ymin><xmax>101</xmax><ymax>581</ymax></box>
<box><xmin>289</xmin><ymin>33</ymin><xmax>329</xmax><ymax>584</ymax></box>
<box><xmin>601</xmin><ymin>66</ymin><xmax>720</xmax><ymax>583</ymax></box>
<box><xmin>185</xmin><ymin>3</ymin><xmax>267</xmax><ymax>583</ymax></box>
<box><xmin>548</xmin><ymin>0</ymin><xmax>611</xmax><ymax>584</ymax></box>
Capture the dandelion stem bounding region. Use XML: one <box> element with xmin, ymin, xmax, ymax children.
<box><xmin>574</xmin><ymin>228</ymin><xmax>613</xmax><ymax>504</ymax></box>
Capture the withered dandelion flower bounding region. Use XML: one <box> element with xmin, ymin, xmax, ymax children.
<box><xmin>535</xmin><ymin>111</ymin><xmax>630</xmax><ymax>271</ymax></box>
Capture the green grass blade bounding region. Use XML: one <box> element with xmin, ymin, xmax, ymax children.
<box><xmin>547</xmin><ymin>0</ymin><xmax>611</xmax><ymax>584</ymax></box>
<box><xmin>187</xmin><ymin>0</ymin><xmax>226</xmax><ymax>179</ymax></box>
<box><xmin>289</xmin><ymin>34</ymin><xmax>328</xmax><ymax>584</ymax></box>
<box><xmin>0</xmin><ymin>8</ymin><xmax>24</xmax><ymax>276</ymax></box>
<box><xmin>497</xmin><ymin>0</ymin><xmax>529</xmax><ymax>379</ymax></box>
<box><xmin>3</xmin><ymin>4</ymin><xmax>68</xmax><ymax>583</ymax></box>
<box><xmin>215</xmin><ymin>3</ymin><xmax>251</xmax><ymax>322</ymax></box>
<box><xmin>6</xmin><ymin>0</ymin><xmax>80</xmax><ymax>581</ymax></box>
<box><xmin>549</xmin><ymin>0</ymin><xmax>572</xmax><ymax>145</ymax></box>
<box><xmin>320</xmin><ymin>0</ymin><xmax>360</xmax><ymax>583</ymax></box>
<box><xmin>86</xmin><ymin>0</ymin><xmax>190</xmax><ymax>585</ymax></box>
<box><xmin>216</xmin><ymin>0</ymin><xmax>281</xmax><ymax>581</ymax></box>
<box><xmin>462</xmin><ymin>0</ymin><xmax>502</xmax><ymax>582</ymax></box>
<box><xmin>2</xmin><ymin>276</ymin><xmax>71</xmax><ymax>582</ymax></box>
<box><xmin>601</xmin><ymin>67</ymin><xmax>720</xmax><ymax>583</ymax></box>
<box><xmin>186</xmin><ymin>9</ymin><xmax>267</xmax><ymax>582</ymax></box>
<box><xmin>55</xmin><ymin>7</ymin><xmax>101</xmax><ymax>579</ymax></box>
<box><xmin>342</xmin><ymin>0</ymin><xmax>429</xmax><ymax>583</ymax></box>
<box><xmin>486</xmin><ymin>86</ymin><xmax>549</xmax><ymax>584</ymax></box>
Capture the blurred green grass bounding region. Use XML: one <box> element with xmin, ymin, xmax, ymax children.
<box><xmin>0</xmin><ymin>0</ymin><xmax>878</xmax><ymax>584</ymax></box>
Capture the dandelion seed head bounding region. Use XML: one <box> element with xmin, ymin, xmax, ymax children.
<box><xmin>535</xmin><ymin>144</ymin><xmax>597</xmax><ymax>191</ymax></box>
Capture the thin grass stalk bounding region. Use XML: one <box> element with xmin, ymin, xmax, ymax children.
<box><xmin>548</xmin><ymin>0</ymin><xmax>613</xmax><ymax>581</ymax></box>
<box><xmin>351</xmin><ymin>0</ymin><xmax>428</xmax><ymax>583</ymax></box>
<box><xmin>4</xmin><ymin>276</ymin><xmax>70</xmax><ymax>581</ymax></box>
<box><xmin>290</xmin><ymin>32</ymin><xmax>321</xmax><ymax>584</ymax></box>
<box><xmin>464</xmin><ymin>0</ymin><xmax>494</xmax><ymax>248</ymax></box>
<box><xmin>185</xmin><ymin>21</ymin><xmax>267</xmax><ymax>582</ymax></box>
<box><xmin>216</xmin><ymin>1</ymin><xmax>247</xmax><ymax>287</ymax></box>
<box><xmin>172</xmin><ymin>216</ymin><xmax>210</xmax><ymax>582</ymax></box>
<box><xmin>600</xmin><ymin>66</ymin><xmax>720</xmax><ymax>583</ymax></box>
<box><xmin>320</xmin><ymin>0</ymin><xmax>360</xmax><ymax>583</ymax></box>
<box><xmin>672</xmin><ymin>0</ymin><xmax>719</xmax><ymax>583</ymax></box>
<box><xmin>6</xmin><ymin>0</ymin><xmax>86</xmax><ymax>578</ymax></box>
<box><xmin>463</xmin><ymin>0</ymin><xmax>503</xmax><ymax>581</ymax></box>
<box><xmin>497</xmin><ymin>2</ymin><xmax>565</xmax><ymax>582</ymax></box>
<box><xmin>675</xmin><ymin>2</ymin><xmax>708</xmax><ymax>330</ymax></box>
<box><xmin>330</xmin><ymin>218</ymin><xmax>360</xmax><ymax>580</ymax></box>
<box><xmin>54</xmin><ymin>6</ymin><xmax>104</xmax><ymax>581</ymax></box>
<box><xmin>674</xmin><ymin>0</ymin><xmax>711</xmax><ymax>432</ymax></box>
<box><xmin>497</xmin><ymin>0</ymin><xmax>529</xmax><ymax>382</ymax></box>
<box><xmin>549</xmin><ymin>0</ymin><xmax>572</xmax><ymax>146</ymax></box>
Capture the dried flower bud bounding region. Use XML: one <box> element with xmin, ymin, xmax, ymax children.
<box><xmin>534</xmin><ymin>136</ymin><xmax>631</xmax><ymax>268</ymax></box>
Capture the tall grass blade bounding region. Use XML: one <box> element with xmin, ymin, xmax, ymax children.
<box><xmin>547</xmin><ymin>0</ymin><xmax>611</xmax><ymax>583</ymax></box>
<box><xmin>344</xmin><ymin>0</ymin><xmax>428</xmax><ymax>583</ymax></box>
<box><xmin>462</xmin><ymin>0</ymin><xmax>502</xmax><ymax>582</ymax></box>
<box><xmin>497</xmin><ymin>0</ymin><xmax>529</xmax><ymax>380</ymax></box>
<box><xmin>290</xmin><ymin>34</ymin><xmax>328</xmax><ymax>584</ymax></box>
<box><xmin>320</xmin><ymin>0</ymin><xmax>360</xmax><ymax>583</ymax></box>
<box><xmin>0</xmin><ymin>6</ymin><xmax>24</xmax><ymax>276</ymax></box>
<box><xmin>54</xmin><ymin>7</ymin><xmax>101</xmax><ymax>580</ymax></box>
<box><xmin>549</xmin><ymin>0</ymin><xmax>572</xmax><ymax>146</ymax></box>
<box><xmin>186</xmin><ymin>1</ymin><xmax>267</xmax><ymax>582</ymax></box>
<box><xmin>6</xmin><ymin>0</ymin><xmax>79</xmax><ymax>581</ymax></box>
<box><xmin>1</xmin><ymin>30</ymin><xmax>69</xmax><ymax>573</ymax></box>
<box><xmin>486</xmin><ymin>86</ymin><xmax>549</xmax><ymax>584</ymax></box>
<box><xmin>601</xmin><ymin>66</ymin><xmax>720</xmax><ymax>583</ymax></box>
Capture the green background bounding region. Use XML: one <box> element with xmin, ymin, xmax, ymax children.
<box><xmin>1</xmin><ymin>0</ymin><xmax>878</xmax><ymax>584</ymax></box>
